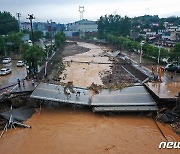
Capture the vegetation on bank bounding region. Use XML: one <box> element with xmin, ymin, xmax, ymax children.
<box><xmin>0</xmin><ymin>11</ymin><xmax>66</xmax><ymax>76</ymax></box>
<box><xmin>106</xmin><ymin>33</ymin><xmax>180</xmax><ymax>63</ymax></box>
<box><xmin>98</xmin><ymin>14</ymin><xmax>179</xmax><ymax>63</ymax></box>
<box><xmin>0</xmin><ymin>11</ymin><xmax>19</xmax><ymax>35</ymax></box>
<box><xmin>55</xmin><ymin>32</ymin><xmax>66</xmax><ymax>48</ymax></box>
<box><xmin>98</xmin><ymin>15</ymin><xmax>131</xmax><ymax>39</ymax></box>
<box><xmin>21</xmin><ymin>44</ymin><xmax>46</xmax><ymax>73</ymax></box>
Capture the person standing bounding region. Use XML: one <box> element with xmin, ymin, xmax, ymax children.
<box><xmin>76</xmin><ymin>90</ymin><xmax>81</xmax><ymax>97</ymax></box>
<box><xmin>152</xmin><ymin>64</ymin><xmax>155</xmax><ymax>75</ymax></box>
<box><xmin>22</xmin><ymin>79</ymin><xmax>25</xmax><ymax>87</ymax></box>
<box><xmin>32</xmin><ymin>79</ymin><xmax>35</xmax><ymax>86</ymax></box>
<box><xmin>17</xmin><ymin>79</ymin><xmax>21</xmax><ymax>87</ymax></box>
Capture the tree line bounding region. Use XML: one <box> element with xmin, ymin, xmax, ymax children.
<box><xmin>106</xmin><ymin>33</ymin><xmax>179</xmax><ymax>63</ymax></box>
<box><xmin>98</xmin><ymin>14</ymin><xmax>180</xmax><ymax>63</ymax></box>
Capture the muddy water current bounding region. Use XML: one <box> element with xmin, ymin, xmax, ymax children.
<box><xmin>0</xmin><ymin>42</ymin><xmax>179</xmax><ymax>154</ymax></box>
<box><xmin>0</xmin><ymin>108</ymin><xmax>179</xmax><ymax>154</ymax></box>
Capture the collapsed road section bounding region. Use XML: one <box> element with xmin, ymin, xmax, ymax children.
<box><xmin>31</xmin><ymin>82</ymin><xmax>158</xmax><ymax>112</ymax></box>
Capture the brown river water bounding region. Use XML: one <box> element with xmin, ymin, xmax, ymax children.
<box><xmin>0</xmin><ymin>42</ymin><xmax>179</xmax><ymax>153</ymax></box>
<box><xmin>0</xmin><ymin>108</ymin><xmax>179</xmax><ymax>154</ymax></box>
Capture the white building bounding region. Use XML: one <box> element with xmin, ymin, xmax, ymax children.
<box><xmin>66</xmin><ymin>19</ymin><xmax>98</xmax><ymax>33</ymax></box>
<box><xmin>20</xmin><ymin>22</ymin><xmax>31</xmax><ymax>31</ymax></box>
<box><xmin>146</xmin><ymin>32</ymin><xmax>157</xmax><ymax>37</ymax></box>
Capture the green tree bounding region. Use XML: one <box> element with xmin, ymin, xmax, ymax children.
<box><xmin>0</xmin><ymin>11</ymin><xmax>19</xmax><ymax>35</ymax></box>
<box><xmin>22</xmin><ymin>30</ymin><xmax>31</xmax><ymax>35</ymax></box>
<box><xmin>0</xmin><ymin>35</ymin><xmax>5</xmax><ymax>55</ymax></box>
<box><xmin>55</xmin><ymin>32</ymin><xmax>66</xmax><ymax>48</ymax></box>
<box><xmin>159</xmin><ymin>48</ymin><xmax>169</xmax><ymax>60</ymax></box>
<box><xmin>106</xmin><ymin>34</ymin><xmax>140</xmax><ymax>52</ymax></box>
<box><xmin>98</xmin><ymin>15</ymin><xmax>131</xmax><ymax>39</ymax></box>
<box><xmin>170</xmin><ymin>43</ymin><xmax>180</xmax><ymax>63</ymax></box>
<box><xmin>32</xmin><ymin>31</ymin><xmax>44</xmax><ymax>42</ymax></box>
<box><xmin>22</xmin><ymin>44</ymin><xmax>45</xmax><ymax>73</ymax></box>
<box><xmin>45</xmin><ymin>32</ymin><xmax>51</xmax><ymax>40</ymax></box>
<box><xmin>6</xmin><ymin>32</ymin><xmax>23</xmax><ymax>52</ymax></box>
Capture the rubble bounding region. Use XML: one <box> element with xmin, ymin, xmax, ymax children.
<box><xmin>101</xmin><ymin>57</ymin><xmax>135</xmax><ymax>90</ymax></box>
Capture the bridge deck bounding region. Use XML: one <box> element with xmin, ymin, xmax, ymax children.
<box><xmin>31</xmin><ymin>83</ymin><xmax>90</xmax><ymax>105</ymax></box>
<box><xmin>31</xmin><ymin>83</ymin><xmax>157</xmax><ymax>112</ymax></box>
<box><xmin>145</xmin><ymin>82</ymin><xmax>180</xmax><ymax>101</ymax></box>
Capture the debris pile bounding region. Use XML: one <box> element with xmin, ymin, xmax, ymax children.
<box><xmin>157</xmin><ymin>107</ymin><xmax>180</xmax><ymax>134</ymax></box>
<box><xmin>88</xmin><ymin>82</ymin><xmax>103</xmax><ymax>94</ymax></box>
<box><xmin>101</xmin><ymin>58</ymin><xmax>135</xmax><ymax>90</ymax></box>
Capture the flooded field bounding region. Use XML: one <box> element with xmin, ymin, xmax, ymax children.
<box><xmin>0</xmin><ymin>108</ymin><xmax>179</xmax><ymax>154</ymax></box>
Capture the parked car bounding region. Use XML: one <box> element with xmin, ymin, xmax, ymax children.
<box><xmin>17</xmin><ymin>61</ymin><xmax>24</xmax><ymax>67</ymax></box>
<box><xmin>28</xmin><ymin>40</ymin><xmax>33</xmax><ymax>46</ymax></box>
<box><xmin>164</xmin><ymin>63</ymin><xmax>180</xmax><ymax>73</ymax></box>
<box><xmin>0</xmin><ymin>68</ymin><xmax>12</xmax><ymax>75</ymax></box>
<box><xmin>2</xmin><ymin>58</ymin><xmax>11</xmax><ymax>64</ymax></box>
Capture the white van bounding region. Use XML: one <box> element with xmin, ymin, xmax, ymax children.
<box><xmin>28</xmin><ymin>40</ymin><xmax>33</xmax><ymax>46</ymax></box>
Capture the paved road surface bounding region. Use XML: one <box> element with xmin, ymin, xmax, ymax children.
<box><xmin>31</xmin><ymin>83</ymin><xmax>157</xmax><ymax>111</ymax></box>
<box><xmin>122</xmin><ymin>51</ymin><xmax>180</xmax><ymax>82</ymax></box>
<box><xmin>0</xmin><ymin>56</ymin><xmax>27</xmax><ymax>86</ymax></box>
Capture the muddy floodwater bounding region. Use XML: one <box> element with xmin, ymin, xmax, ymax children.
<box><xmin>0</xmin><ymin>108</ymin><xmax>179</xmax><ymax>154</ymax></box>
<box><xmin>60</xmin><ymin>42</ymin><xmax>111</xmax><ymax>87</ymax></box>
<box><xmin>0</xmin><ymin>42</ymin><xmax>179</xmax><ymax>154</ymax></box>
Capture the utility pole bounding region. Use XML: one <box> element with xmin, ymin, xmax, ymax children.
<box><xmin>79</xmin><ymin>6</ymin><xmax>85</xmax><ymax>38</ymax></box>
<box><xmin>139</xmin><ymin>41</ymin><xmax>145</xmax><ymax>67</ymax></box>
<box><xmin>27</xmin><ymin>14</ymin><xmax>35</xmax><ymax>45</ymax></box>
<box><xmin>16</xmin><ymin>12</ymin><xmax>21</xmax><ymax>32</ymax></box>
<box><xmin>27</xmin><ymin>14</ymin><xmax>35</xmax><ymax>77</ymax></box>
<box><xmin>47</xmin><ymin>19</ymin><xmax>53</xmax><ymax>58</ymax></box>
<box><xmin>157</xmin><ymin>45</ymin><xmax>162</xmax><ymax>69</ymax></box>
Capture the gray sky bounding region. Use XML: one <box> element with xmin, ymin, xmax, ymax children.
<box><xmin>0</xmin><ymin>0</ymin><xmax>180</xmax><ymax>23</ymax></box>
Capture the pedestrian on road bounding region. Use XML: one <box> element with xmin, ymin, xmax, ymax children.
<box><xmin>17</xmin><ymin>79</ymin><xmax>21</xmax><ymax>87</ymax></box>
<box><xmin>5</xmin><ymin>88</ymin><xmax>9</xmax><ymax>95</ymax></box>
<box><xmin>76</xmin><ymin>90</ymin><xmax>81</xmax><ymax>97</ymax></box>
<box><xmin>66</xmin><ymin>88</ymin><xmax>71</xmax><ymax>99</ymax></box>
<box><xmin>152</xmin><ymin>64</ymin><xmax>155</xmax><ymax>75</ymax></box>
<box><xmin>171</xmin><ymin>75</ymin><xmax>173</xmax><ymax>80</ymax></box>
<box><xmin>158</xmin><ymin>67</ymin><xmax>162</xmax><ymax>82</ymax></box>
<box><xmin>22</xmin><ymin>79</ymin><xmax>25</xmax><ymax>87</ymax></box>
<box><xmin>32</xmin><ymin>79</ymin><xmax>35</xmax><ymax>86</ymax></box>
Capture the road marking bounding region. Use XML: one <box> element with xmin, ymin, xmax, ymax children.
<box><xmin>10</xmin><ymin>84</ymin><xmax>18</xmax><ymax>93</ymax></box>
<box><xmin>91</xmin><ymin>102</ymin><xmax>156</xmax><ymax>105</ymax></box>
<box><xmin>93</xmin><ymin>93</ymin><xmax>149</xmax><ymax>97</ymax></box>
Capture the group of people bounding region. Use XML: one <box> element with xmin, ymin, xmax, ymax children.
<box><xmin>17</xmin><ymin>78</ymin><xmax>35</xmax><ymax>88</ymax></box>
<box><xmin>151</xmin><ymin>64</ymin><xmax>163</xmax><ymax>82</ymax></box>
<box><xmin>65</xmin><ymin>87</ymin><xmax>81</xmax><ymax>99</ymax></box>
<box><xmin>17</xmin><ymin>78</ymin><xmax>25</xmax><ymax>87</ymax></box>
